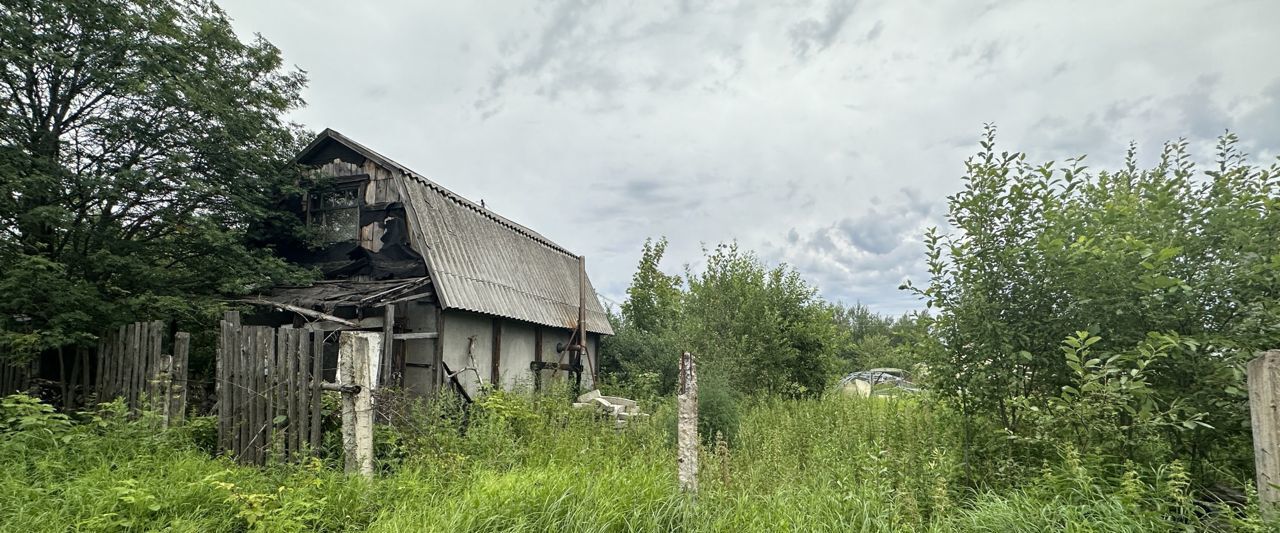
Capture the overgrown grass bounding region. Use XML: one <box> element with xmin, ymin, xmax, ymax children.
<box><xmin>1</xmin><ymin>392</ymin><xmax>1273</xmax><ymax>532</ymax></box>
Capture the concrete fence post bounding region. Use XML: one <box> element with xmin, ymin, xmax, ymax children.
<box><xmin>1248</xmin><ymin>350</ymin><xmax>1280</xmax><ymax>516</ymax></box>
<box><xmin>339</xmin><ymin>331</ymin><xmax>380</xmax><ymax>478</ymax></box>
<box><xmin>677</xmin><ymin>351</ymin><xmax>698</xmax><ymax>495</ymax></box>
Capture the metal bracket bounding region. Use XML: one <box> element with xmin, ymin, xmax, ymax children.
<box><xmin>530</xmin><ymin>361</ymin><xmax>582</xmax><ymax>372</ymax></box>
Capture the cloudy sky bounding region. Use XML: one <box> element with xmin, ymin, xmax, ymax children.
<box><xmin>220</xmin><ymin>0</ymin><xmax>1280</xmax><ymax>315</ymax></box>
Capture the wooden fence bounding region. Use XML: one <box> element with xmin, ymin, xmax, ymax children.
<box><xmin>94</xmin><ymin>320</ymin><xmax>190</xmax><ymax>426</ymax></box>
<box><xmin>218</xmin><ymin>312</ymin><xmax>325</xmax><ymax>465</ymax></box>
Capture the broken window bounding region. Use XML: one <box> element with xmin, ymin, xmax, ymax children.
<box><xmin>309</xmin><ymin>186</ymin><xmax>360</xmax><ymax>243</ymax></box>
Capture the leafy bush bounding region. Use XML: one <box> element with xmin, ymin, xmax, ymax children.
<box><xmin>602</xmin><ymin>239</ymin><xmax>850</xmax><ymax>399</ymax></box>
<box><xmin>908</xmin><ymin>128</ymin><xmax>1280</xmax><ymax>485</ymax></box>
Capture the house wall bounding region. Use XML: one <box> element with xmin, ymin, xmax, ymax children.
<box><xmin>439</xmin><ymin>310</ymin><xmax>490</xmax><ymax>399</ymax></box>
<box><xmin>400</xmin><ymin>301</ymin><xmax>439</xmax><ymax>396</ymax></box>
<box><xmin>431</xmin><ymin>308</ymin><xmax>599</xmax><ymax>399</ymax></box>
<box><xmin>499</xmin><ymin>320</ymin><xmax>537</xmax><ymax>390</ymax></box>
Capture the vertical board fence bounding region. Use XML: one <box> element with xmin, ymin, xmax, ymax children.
<box><xmin>218</xmin><ymin>312</ymin><xmax>325</xmax><ymax>465</ymax></box>
<box><xmin>94</xmin><ymin>320</ymin><xmax>190</xmax><ymax>426</ymax></box>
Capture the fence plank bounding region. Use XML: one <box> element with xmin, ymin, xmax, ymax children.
<box><xmin>267</xmin><ymin>327</ymin><xmax>281</xmax><ymax>462</ymax></box>
<box><xmin>251</xmin><ymin>326</ymin><xmax>264</xmax><ymax>465</ymax></box>
<box><xmin>219</xmin><ymin>319</ymin><xmax>230</xmax><ymax>454</ymax></box>
<box><xmin>217</xmin><ymin>320</ymin><xmax>228</xmax><ymax>451</ymax></box>
<box><xmin>140</xmin><ymin>321</ymin><xmax>150</xmax><ymax>411</ymax></box>
<box><xmin>297</xmin><ymin>330</ymin><xmax>310</xmax><ymax>458</ymax></box>
<box><xmin>236</xmin><ymin>321</ymin><xmax>248</xmax><ymax>462</ymax></box>
<box><xmin>114</xmin><ymin>325</ymin><xmax>126</xmax><ymax>401</ymax></box>
<box><xmin>222</xmin><ymin>312</ymin><xmax>239</xmax><ymax>454</ymax></box>
<box><xmin>232</xmin><ymin>323</ymin><xmax>243</xmax><ymax>462</ymax></box>
<box><xmin>153</xmin><ymin>320</ymin><xmax>165</xmax><ymax>413</ymax></box>
<box><xmin>310</xmin><ymin>331</ymin><xmax>324</xmax><ymax>455</ymax></box>
<box><xmin>295</xmin><ymin>331</ymin><xmax>307</xmax><ymax>457</ymax></box>
<box><xmin>238</xmin><ymin>324</ymin><xmax>251</xmax><ymax>463</ymax></box>
<box><xmin>249</xmin><ymin>327</ymin><xmax>262</xmax><ymax>464</ymax></box>
<box><xmin>285</xmin><ymin>328</ymin><xmax>298</xmax><ymax>459</ymax></box>
<box><xmin>122</xmin><ymin>323</ymin><xmax>133</xmax><ymax>408</ymax></box>
<box><xmin>145</xmin><ymin>321</ymin><xmax>156</xmax><ymax>411</ymax></box>
<box><xmin>259</xmin><ymin>327</ymin><xmax>273</xmax><ymax>465</ymax></box>
<box><xmin>160</xmin><ymin>354</ymin><xmax>173</xmax><ymax>428</ymax></box>
<box><xmin>130</xmin><ymin>322</ymin><xmax>142</xmax><ymax>410</ymax></box>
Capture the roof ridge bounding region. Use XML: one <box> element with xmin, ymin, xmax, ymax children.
<box><xmin>309</xmin><ymin>128</ymin><xmax>580</xmax><ymax>259</ymax></box>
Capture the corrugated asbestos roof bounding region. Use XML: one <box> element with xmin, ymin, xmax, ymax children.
<box><xmin>297</xmin><ymin>129</ymin><xmax>613</xmax><ymax>335</ymax></box>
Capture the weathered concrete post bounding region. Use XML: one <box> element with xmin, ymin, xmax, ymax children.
<box><xmin>1249</xmin><ymin>350</ymin><xmax>1280</xmax><ymax>515</ymax></box>
<box><xmin>677</xmin><ymin>351</ymin><xmax>698</xmax><ymax>495</ymax></box>
<box><xmin>339</xmin><ymin>331</ymin><xmax>380</xmax><ymax>478</ymax></box>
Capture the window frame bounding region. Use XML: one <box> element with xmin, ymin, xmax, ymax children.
<box><xmin>306</xmin><ymin>174</ymin><xmax>368</xmax><ymax>244</ymax></box>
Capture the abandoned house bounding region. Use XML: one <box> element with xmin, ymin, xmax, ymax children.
<box><xmin>247</xmin><ymin>129</ymin><xmax>612</xmax><ymax>400</ymax></box>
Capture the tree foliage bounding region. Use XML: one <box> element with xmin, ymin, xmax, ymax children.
<box><xmin>602</xmin><ymin>239</ymin><xmax>848</xmax><ymax>398</ymax></box>
<box><xmin>0</xmin><ymin>0</ymin><xmax>310</xmax><ymax>354</ymax></box>
<box><xmin>832</xmin><ymin>304</ymin><xmax>936</xmax><ymax>372</ymax></box>
<box><xmin>909</xmin><ymin>125</ymin><xmax>1280</xmax><ymax>481</ymax></box>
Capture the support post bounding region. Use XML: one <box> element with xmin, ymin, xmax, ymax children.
<box><xmin>382</xmin><ymin>304</ymin><xmax>396</xmax><ymax>387</ymax></box>
<box><xmin>339</xmin><ymin>331</ymin><xmax>380</xmax><ymax>478</ymax></box>
<box><xmin>677</xmin><ymin>351</ymin><xmax>698</xmax><ymax>495</ymax></box>
<box><xmin>578</xmin><ymin>255</ymin><xmax>590</xmax><ymax>387</ymax></box>
<box><xmin>534</xmin><ymin>327</ymin><xmax>543</xmax><ymax>392</ymax></box>
<box><xmin>491</xmin><ymin>317</ymin><xmax>502</xmax><ymax>387</ymax></box>
<box><xmin>1249</xmin><ymin>350</ymin><xmax>1280</xmax><ymax>516</ymax></box>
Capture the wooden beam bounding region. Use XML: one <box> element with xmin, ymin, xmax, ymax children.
<box><xmin>371</xmin><ymin>291</ymin><xmax>435</xmax><ymax>307</ymax></box>
<box><xmin>534</xmin><ymin>327</ymin><xmax>543</xmax><ymax>392</ymax></box>
<box><xmin>236</xmin><ymin>298</ymin><xmax>359</xmax><ymax>328</ymax></box>
<box><xmin>578</xmin><ymin>255</ymin><xmax>589</xmax><ymax>390</ymax></box>
<box><xmin>490</xmin><ymin>317</ymin><xmax>502</xmax><ymax>387</ymax></box>
<box><xmin>393</xmin><ymin>332</ymin><xmax>439</xmax><ymax>340</ymax></box>
<box><xmin>381</xmin><ymin>304</ymin><xmax>396</xmax><ymax>386</ymax></box>
<box><xmin>433</xmin><ymin>310</ymin><xmax>445</xmax><ymax>393</ymax></box>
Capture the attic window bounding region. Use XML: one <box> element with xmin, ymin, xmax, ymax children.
<box><xmin>309</xmin><ymin>186</ymin><xmax>360</xmax><ymax>243</ymax></box>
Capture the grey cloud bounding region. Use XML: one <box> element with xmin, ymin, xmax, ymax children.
<box><xmin>864</xmin><ymin>20</ymin><xmax>884</xmax><ymax>42</ymax></box>
<box><xmin>476</xmin><ymin>0</ymin><xmax>747</xmax><ymax>118</ymax></box>
<box><xmin>764</xmin><ymin>189</ymin><xmax>942</xmax><ymax>312</ymax></box>
<box><xmin>835</xmin><ymin>189</ymin><xmax>933</xmax><ymax>255</ymax></box>
<box><xmin>1238</xmin><ymin>80</ymin><xmax>1280</xmax><ymax>153</ymax></box>
<box><xmin>788</xmin><ymin>0</ymin><xmax>857</xmax><ymax>60</ymax></box>
<box><xmin>1172</xmin><ymin>74</ymin><xmax>1229</xmax><ymax>141</ymax></box>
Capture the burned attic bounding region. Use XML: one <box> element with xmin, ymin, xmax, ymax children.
<box><xmin>245</xmin><ymin>129</ymin><xmax>613</xmax><ymax>401</ymax></box>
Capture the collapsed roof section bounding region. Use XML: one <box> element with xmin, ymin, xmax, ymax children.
<box><xmin>263</xmin><ymin>277</ymin><xmax>434</xmax><ymax>313</ymax></box>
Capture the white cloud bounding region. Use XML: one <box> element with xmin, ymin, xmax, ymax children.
<box><xmin>219</xmin><ymin>0</ymin><xmax>1280</xmax><ymax>315</ymax></box>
